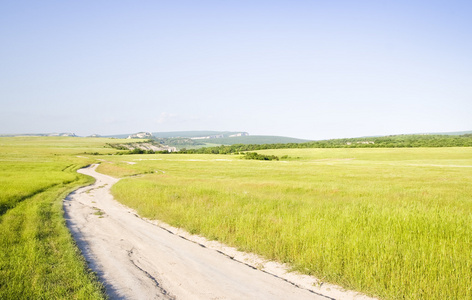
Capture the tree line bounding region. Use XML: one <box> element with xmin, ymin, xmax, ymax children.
<box><xmin>177</xmin><ymin>134</ymin><xmax>472</xmax><ymax>154</ymax></box>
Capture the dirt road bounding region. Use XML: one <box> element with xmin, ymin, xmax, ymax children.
<box><xmin>64</xmin><ymin>164</ymin><xmax>373</xmax><ymax>300</ymax></box>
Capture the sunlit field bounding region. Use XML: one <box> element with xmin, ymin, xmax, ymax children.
<box><xmin>2</xmin><ymin>137</ymin><xmax>471</xmax><ymax>299</ymax></box>
<box><xmin>98</xmin><ymin>148</ymin><xmax>472</xmax><ymax>300</ymax></box>
<box><xmin>0</xmin><ymin>137</ymin><xmax>121</xmax><ymax>299</ymax></box>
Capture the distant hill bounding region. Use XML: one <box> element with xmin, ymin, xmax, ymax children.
<box><xmin>151</xmin><ymin>131</ymin><xmax>249</xmax><ymax>139</ymax></box>
<box><xmin>208</xmin><ymin>135</ymin><xmax>311</xmax><ymax>145</ymax></box>
<box><xmin>180</xmin><ymin>133</ymin><xmax>472</xmax><ymax>154</ymax></box>
<box><xmin>103</xmin><ymin>133</ymin><xmax>134</xmax><ymax>139</ymax></box>
<box><xmin>149</xmin><ymin>132</ymin><xmax>310</xmax><ymax>147</ymax></box>
<box><xmin>103</xmin><ymin>131</ymin><xmax>248</xmax><ymax>140</ymax></box>
<box><xmin>2</xmin><ymin>130</ymin><xmax>471</xmax><ymax>144</ymax></box>
<box><xmin>0</xmin><ymin>133</ymin><xmax>78</xmax><ymax>137</ymax></box>
<box><xmin>423</xmin><ymin>130</ymin><xmax>472</xmax><ymax>136</ymax></box>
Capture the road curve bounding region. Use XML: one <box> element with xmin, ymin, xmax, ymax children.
<box><xmin>64</xmin><ymin>164</ymin><xmax>370</xmax><ymax>300</ymax></box>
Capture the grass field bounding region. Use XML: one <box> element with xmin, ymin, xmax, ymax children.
<box><xmin>96</xmin><ymin>148</ymin><xmax>472</xmax><ymax>300</ymax></box>
<box><xmin>0</xmin><ymin>137</ymin><xmax>124</xmax><ymax>299</ymax></box>
<box><xmin>2</xmin><ymin>137</ymin><xmax>471</xmax><ymax>299</ymax></box>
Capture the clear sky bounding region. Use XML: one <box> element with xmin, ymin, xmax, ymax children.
<box><xmin>1</xmin><ymin>1</ymin><xmax>471</xmax><ymax>140</ymax></box>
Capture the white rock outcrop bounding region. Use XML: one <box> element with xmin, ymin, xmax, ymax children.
<box><xmin>127</xmin><ymin>132</ymin><xmax>153</xmax><ymax>139</ymax></box>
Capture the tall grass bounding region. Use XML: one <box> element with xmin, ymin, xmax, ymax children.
<box><xmin>103</xmin><ymin>148</ymin><xmax>472</xmax><ymax>299</ymax></box>
<box><xmin>0</xmin><ymin>136</ymin><xmax>122</xmax><ymax>299</ymax></box>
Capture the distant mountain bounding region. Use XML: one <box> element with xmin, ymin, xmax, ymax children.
<box><xmin>151</xmin><ymin>131</ymin><xmax>249</xmax><ymax>139</ymax></box>
<box><xmin>0</xmin><ymin>132</ymin><xmax>78</xmax><ymax>137</ymax></box>
<box><xmin>208</xmin><ymin>135</ymin><xmax>311</xmax><ymax>145</ymax></box>
<box><xmin>47</xmin><ymin>132</ymin><xmax>77</xmax><ymax>137</ymax></box>
<box><xmin>2</xmin><ymin>129</ymin><xmax>470</xmax><ymax>142</ymax></box>
<box><xmin>109</xmin><ymin>131</ymin><xmax>309</xmax><ymax>149</ymax></box>
<box><xmin>149</xmin><ymin>131</ymin><xmax>309</xmax><ymax>146</ymax></box>
<box><xmin>103</xmin><ymin>131</ymin><xmax>246</xmax><ymax>139</ymax></box>
<box><xmin>102</xmin><ymin>133</ymin><xmax>130</xmax><ymax>139</ymax></box>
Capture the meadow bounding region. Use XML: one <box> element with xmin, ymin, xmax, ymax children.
<box><xmin>0</xmin><ymin>137</ymin><xmax>121</xmax><ymax>299</ymax></box>
<box><xmin>1</xmin><ymin>137</ymin><xmax>471</xmax><ymax>299</ymax></box>
<box><xmin>97</xmin><ymin>147</ymin><xmax>472</xmax><ymax>300</ymax></box>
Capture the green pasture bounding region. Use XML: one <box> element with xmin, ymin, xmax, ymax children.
<box><xmin>1</xmin><ymin>137</ymin><xmax>471</xmax><ymax>300</ymax></box>
<box><xmin>0</xmin><ymin>136</ymin><xmax>124</xmax><ymax>299</ymax></box>
<box><xmin>97</xmin><ymin>148</ymin><xmax>472</xmax><ymax>300</ymax></box>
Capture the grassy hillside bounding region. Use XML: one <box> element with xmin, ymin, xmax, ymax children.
<box><xmin>96</xmin><ymin>148</ymin><xmax>472</xmax><ymax>300</ymax></box>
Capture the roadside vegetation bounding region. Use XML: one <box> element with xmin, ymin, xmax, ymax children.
<box><xmin>98</xmin><ymin>147</ymin><xmax>472</xmax><ymax>300</ymax></box>
<box><xmin>0</xmin><ymin>137</ymin><xmax>122</xmax><ymax>299</ymax></box>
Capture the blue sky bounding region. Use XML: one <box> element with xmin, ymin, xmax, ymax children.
<box><xmin>1</xmin><ymin>1</ymin><xmax>471</xmax><ymax>139</ymax></box>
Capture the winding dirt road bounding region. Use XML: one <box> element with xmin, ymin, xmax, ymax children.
<box><xmin>64</xmin><ymin>164</ymin><xmax>373</xmax><ymax>300</ymax></box>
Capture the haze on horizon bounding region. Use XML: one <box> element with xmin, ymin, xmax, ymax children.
<box><xmin>1</xmin><ymin>1</ymin><xmax>471</xmax><ymax>140</ymax></box>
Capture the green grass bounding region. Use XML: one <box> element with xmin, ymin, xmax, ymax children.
<box><xmin>0</xmin><ymin>136</ymin><xmax>128</xmax><ymax>299</ymax></box>
<box><xmin>98</xmin><ymin>148</ymin><xmax>472</xmax><ymax>299</ymax></box>
<box><xmin>3</xmin><ymin>138</ymin><xmax>471</xmax><ymax>299</ymax></box>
